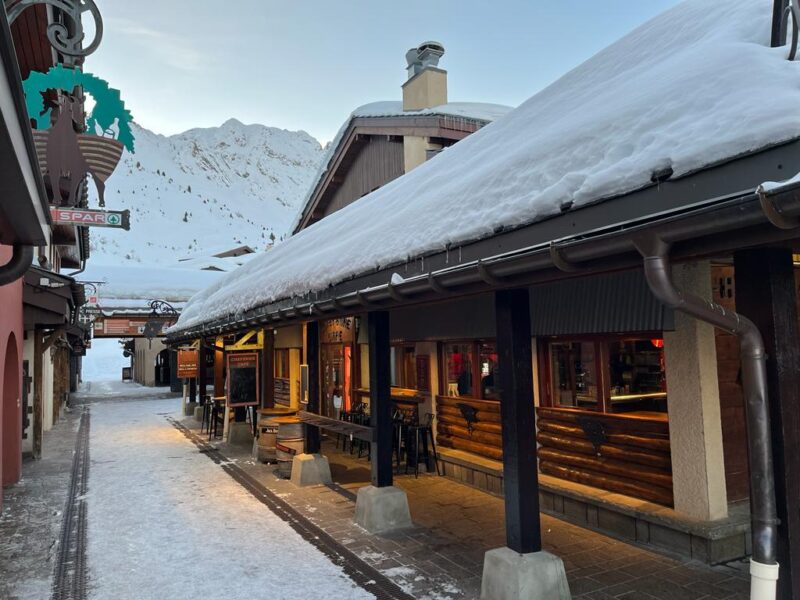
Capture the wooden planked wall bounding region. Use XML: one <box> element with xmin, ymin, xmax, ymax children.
<box><xmin>436</xmin><ymin>396</ymin><xmax>503</xmax><ymax>461</ymax></box>
<box><xmin>536</xmin><ymin>407</ymin><xmax>673</xmax><ymax>506</ymax></box>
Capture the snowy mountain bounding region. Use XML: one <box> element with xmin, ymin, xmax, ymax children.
<box><xmin>89</xmin><ymin>120</ymin><xmax>323</xmax><ymax>265</ymax></box>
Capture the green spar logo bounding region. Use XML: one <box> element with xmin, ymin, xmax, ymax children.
<box><xmin>106</xmin><ymin>213</ymin><xmax>121</xmax><ymax>226</ymax></box>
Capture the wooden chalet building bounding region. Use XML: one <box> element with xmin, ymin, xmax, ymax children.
<box><xmin>168</xmin><ymin>5</ymin><xmax>800</xmax><ymax>598</ymax></box>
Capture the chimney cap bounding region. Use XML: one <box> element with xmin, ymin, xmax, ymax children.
<box><xmin>406</xmin><ymin>40</ymin><xmax>445</xmax><ymax>78</ymax></box>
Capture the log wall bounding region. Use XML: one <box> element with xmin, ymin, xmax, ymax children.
<box><xmin>536</xmin><ymin>407</ymin><xmax>673</xmax><ymax>506</ymax></box>
<box><xmin>436</xmin><ymin>395</ymin><xmax>503</xmax><ymax>461</ymax></box>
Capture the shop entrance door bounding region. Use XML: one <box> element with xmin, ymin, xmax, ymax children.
<box><xmin>321</xmin><ymin>344</ymin><xmax>352</xmax><ymax>417</ymax></box>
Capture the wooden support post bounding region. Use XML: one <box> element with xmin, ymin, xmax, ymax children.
<box><xmin>198</xmin><ymin>340</ymin><xmax>207</xmax><ymax>404</ymax></box>
<box><xmin>495</xmin><ymin>288</ymin><xmax>541</xmax><ymax>554</ymax></box>
<box><xmin>189</xmin><ymin>377</ymin><xmax>197</xmax><ymax>403</ymax></box>
<box><xmin>32</xmin><ymin>330</ymin><xmax>43</xmax><ymax>460</ymax></box>
<box><xmin>305</xmin><ymin>321</ymin><xmax>321</xmax><ymax>454</ymax></box>
<box><xmin>262</xmin><ymin>328</ymin><xmax>275</xmax><ymax>409</ymax></box>
<box><xmin>368</xmin><ymin>311</ymin><xmax>392</xmax><ymax>488</ymax></box>
<box><xmin>735</xmin><ymin>248</ymin><xmax>800</xmax><ymax>600</ymax></box>
<box><xmin>214</xmin><ymin>337</ymin><xmax>225</xmax><ymax>398</ymax></box>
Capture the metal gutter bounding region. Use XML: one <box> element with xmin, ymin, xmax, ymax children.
<box><xmin>167</xmin><ymin>185</ymin><xmax>800</xmax><ymax>344</ymax></box>
<box><xmin>633</xmin><ymin>236</ymin><xmax>780</xmax><ymax>600</ymax></box>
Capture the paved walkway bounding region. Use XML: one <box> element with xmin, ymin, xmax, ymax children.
<box><xmin>0</xmin><ymin>394</ymin><xmax>751</xmax><ymax>600</ymax></box>
<box><xmin>0</xmin><ymin>405</ymin><xmax>80</xmax><ymax>599</ymax></box>
<box><xmin>183</xmin><ymin>413</ymin><xmax>750</xmax><ymax>600</ymax></box>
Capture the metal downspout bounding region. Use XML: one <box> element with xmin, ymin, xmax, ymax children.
<box><xmin>633</xmin><ymin>236</ymin><xmax>779</xmax><ymax>600</ymax></box>
<box><xmin>0</xmin><ymin>244</ymin><xmax>33</xmax><ymax>285</ymax></box>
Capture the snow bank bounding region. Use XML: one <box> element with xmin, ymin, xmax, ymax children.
<box><xmin>173</xmin><ymin>0</ymin><xmax>800</xmax><ymax>335</ymax></box>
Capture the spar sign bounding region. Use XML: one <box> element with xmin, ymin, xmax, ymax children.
<box><xmin>50</xmin><ymin>208</ymin><xmax>131</xmax><ymax>230</ymax></box>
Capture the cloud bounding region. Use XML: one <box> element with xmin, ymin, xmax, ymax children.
<box><xmin>107</xmin><ymin>17</ymin><xmax>207</xmax><ymax>72</ymax></box>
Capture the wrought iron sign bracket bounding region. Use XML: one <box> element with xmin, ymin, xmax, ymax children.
<box><xmin>6</xmin><ymin>0</ymin><xmax>103</xmax><ymax>62</ymax></box>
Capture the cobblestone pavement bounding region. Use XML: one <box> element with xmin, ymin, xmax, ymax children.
<box><xmin>0</xmin><ymin>406</ymin><xmax>81</xmax><ymax>600</ymax></box>
<box><xmin>184</xmin><ymin>417</ymin><xmax>750</xmax><ymax>600</ymax></box>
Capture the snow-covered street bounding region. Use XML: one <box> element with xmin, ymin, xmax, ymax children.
<box><xmin>86</xmin><ymin>397</ymin><xmax>373</xmax><ymax>600</ymax></box>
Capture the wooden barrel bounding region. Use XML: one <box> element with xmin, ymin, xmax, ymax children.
<box><xmin>255</xmin><ymin>417</ymin><xmax>281</xmax><ymax>463</ymax></box>
<box><xmin>275</xmin><ymin>417</ymin><xmax>304</xmax><ymax>478</ymax></box>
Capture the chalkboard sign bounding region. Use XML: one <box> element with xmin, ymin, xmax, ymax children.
<box><xmin>227</xmin><ymin>353</ymin><xmax>259</xmax><ymax>407</ymax></box>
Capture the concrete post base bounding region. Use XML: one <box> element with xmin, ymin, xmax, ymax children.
<box><xmin>228</xmin><ymin>421</ymin><xmax>253</xmax><ymax>447</ymax></box>
<box><xmin>193</xmin><ymin>405</ymin><xmax>204</xmax><ymax>422</ymax></box>
<box><xmin>354</xmin><ymin>485</ymin><xmax>412</xmax><ymax>534</ymax></box>
<box><xmin>184</xmin><ymin>401</ymin><xmax>197</xmax><ymax>417</ymax></box>
<box><xmin>480</xmin><ymin>547</ymin><xmax>570</xmax><ymax>600</ymax></box>
<box><xmin>290</xmin><ymin>453</ymin><xmax>332</xmax><ymax>487</ymax></box>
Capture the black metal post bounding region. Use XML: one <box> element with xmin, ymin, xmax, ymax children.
<box><xmin>735</xmin><ymin>248</ymin><xmax>800</xmax><ymax>600</ymax></box>
<box><xmin>305</xmin><ymin>322</ymin><xmax>321</xmax><ymax>454</ymax></box>
<box><xmin>773</xmin><ymin>0</ymin><xmax>790</xmax><ymax>47</ymax></box>
<box><xmin>495</xmin><ymin>288</ymin><xmax>542</xmax><ymax>554</ymax></box>
<box><xmin>262</xmin><ymin>328</ymin><xmax>275</xmax><ymax>409</ymax></box>
<box><xmin>198</xmin><ymin>340</ymin><xmax>207</xmax><ymax>404</ymax></box>
<box><xmin>368</xmin><ymin>311</ymin><xmax>393</xmax><ymax>488</ymax></box>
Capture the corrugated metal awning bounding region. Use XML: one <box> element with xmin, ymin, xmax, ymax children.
<box><xmin>530</xmin><ymin>269</ymin><xmax>673</xmax><ymax>336</ymax></box>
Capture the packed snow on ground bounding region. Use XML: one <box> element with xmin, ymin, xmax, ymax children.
<box><xmin>172</xmin><ymin>0</ymin><xmax>800</xmax><ymax>335</ymax></box>
<box><xmin>81</xmin><ymin>338</ymin><xmax>129</xmax><ymax>382</ymax></box>
<box><xmin>86</xmin><ymin>399</ymin><xmax>373</xmax><ymax>600</ymax></box>
<box><xmin>73</xmin><ymin>380</ymin><xmax>175</xmax><ymax>400</ymax></box>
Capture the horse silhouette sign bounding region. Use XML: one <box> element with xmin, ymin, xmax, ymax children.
<box><xmin>50</xmin><ymin>208</ymin><xmax>130</xmax><ymax>230</ymax></box>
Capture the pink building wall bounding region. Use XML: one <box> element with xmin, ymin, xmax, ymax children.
<box><xmin>0</xmin><ymin>245</ymin><xmax>24</xmax><ymax>509</ymax></box>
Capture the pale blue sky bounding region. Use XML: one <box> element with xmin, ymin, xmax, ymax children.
<box><xmin>86</xmin><ymin>0</ymin><xmax>682</xmax><ymax>144</ymax></box>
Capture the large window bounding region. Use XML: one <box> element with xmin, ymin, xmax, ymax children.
<box><xmin>549</xmin><ymin>341</ymin><xmax>598</xmax><ymax>409</ymax></box>
<box><xmin>390</xmin><ymin>344</ymin><xmax>417</xmax><ymax>389</ymax></box>
<box><xmin>442</xmin><ymin>341</ymin><xmax>499</xmax><ymax>400</ymax></box>
<box><xmin>542</xmin><ymin>336</ymin><xmax>667</xmax><ymax>415</ymax></box>
<box><xmin>274</xmin><ymin>349</ymin><xmax>290</xmax><ymax>379</ymax></box>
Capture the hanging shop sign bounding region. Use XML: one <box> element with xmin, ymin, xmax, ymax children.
<box><xmin>227</xmin><ymin>353</ymin><xmax>260</xmax><ymax>407</ymax></box>
<box><xmin>50</xmin><ymin>208</ymin><xmax>130</xmax><ymax>230</ymax></box>
<box><xmin>23</xmin><ymin>64</ymin><xmax>135</xmax><ymax>207</ymax></box>
<box><xmin>177</xmin><ymin>350</ymin><xmax>199</xmax><ymax>379</ymax></box>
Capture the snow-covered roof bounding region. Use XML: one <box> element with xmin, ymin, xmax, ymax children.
<box><xmin>172</xmin><ymin>0</ymin><xmax>800</xmax><ymax>335</ymax></box>
<box><xmin>289</xmin><ymin>100</ymin><xmax>512</xmax><ymax>233</ymax></box>
<box><xmin>175</xmin><ymin>254</ymin><xmax>258</xmax><ymax>273</ymax></box>
<box><xmin>82</xmin><ymin>264</ymin><xmax>224</xmax><ymax>309</ymax></box>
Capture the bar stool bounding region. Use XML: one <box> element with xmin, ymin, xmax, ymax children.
<box><xmin>209</xmin><ymin>397</ymin><xmax>224</xmax><ymax>440</ymax></box>
<box><xmin>406</xmin><ymin>413</ymin><xmax>441</xmax><ymax>478</ymax></box>
<box><xmin>200</xmin><ymin>395</ymin><xmax>212</xmax><ymax>434</ymax></box>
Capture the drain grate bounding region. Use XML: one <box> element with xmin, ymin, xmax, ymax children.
<box><xmin>52</xmin><ymin>408</ymin><xmax>90</xmax><ymax>600</ymax></box>
<box><xmin>168</xmin><ymin>417</ymin><xmax>415</xmax><ymax>600</ymax></box>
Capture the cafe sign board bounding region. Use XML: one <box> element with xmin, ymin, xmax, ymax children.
<box><xmin>177</xmin><ymin>349</ymin><xmax>199</xmax><ymax>379</ymax></box>
<box><xmin>321</xmin><ymin>317</ymin><xmax>355</xmax><ymax>344</ymax></box>
<box><xmin>50</xmin><ymin>207</ymin><xmax>131</xmax><ymax>230</ymax></box>
<box><xmin>227</xmin><ymin>353</ymin><xmax>260</xmax><ymax>407</ymax></box>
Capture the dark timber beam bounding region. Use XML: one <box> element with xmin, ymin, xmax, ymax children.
<box><xmin>735</xmin><ymin>247</ymin><xmax>800</xmax><ymax>600</ymax></box>
<box><xmin>495</xmin><ymin>288</ymin><xmax>542</xmax><ymax>554</ymax></box>
<box><xmin>189</xmin><ymin>377</ymin><xmax>197</xmax><ymax>404</ymax></box>
<box><xmin>305</xmin><ymin>322</ymin><xmax>321</xmax><ymax>454</ymax></box>
<box><xmin>262</xmin><ymin>328</ymin><xmax>275</xmax><ymax>409</ymax></box>
<box><xmin>198</xmin><ymin>340</ymin><xmax>207</xmax><ymax>404</ymax></box>
<box><xmin>368</xmin><ymin>311</ymin><xmax>392</xmax><ymax>488</ymax></box>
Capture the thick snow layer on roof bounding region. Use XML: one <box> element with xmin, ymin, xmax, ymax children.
<box><xmin>173</xmin><ymin>0</ymin><xmax>800</xmax><ymax>334</ymax></box>
<box><xmin>82</xmin><ymin>264</ymin><xmax>223</xmax><ymax>306</ymax></box>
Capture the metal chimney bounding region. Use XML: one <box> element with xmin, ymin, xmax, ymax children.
<box><xmin>406</xmin><ymin>41</ymin><xmax>445</xmax><ymax>79</ymax></box>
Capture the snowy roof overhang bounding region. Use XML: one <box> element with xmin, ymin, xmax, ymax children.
<box><xmin>168</xmin><ymin>0</ymin><xmax>800</xmax><ymax>343</ymax></box>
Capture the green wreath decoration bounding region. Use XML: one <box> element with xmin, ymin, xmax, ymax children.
<box><xmin>23</xmin><ymin>64</ymin><xmax>135</xmax><ymax>152</ymax></box>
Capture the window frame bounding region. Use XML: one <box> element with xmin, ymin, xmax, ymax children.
<box><xmin>538</xmin><ymin>332</ymin><xmax>665</xmax><ymax>414</ymax></box>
